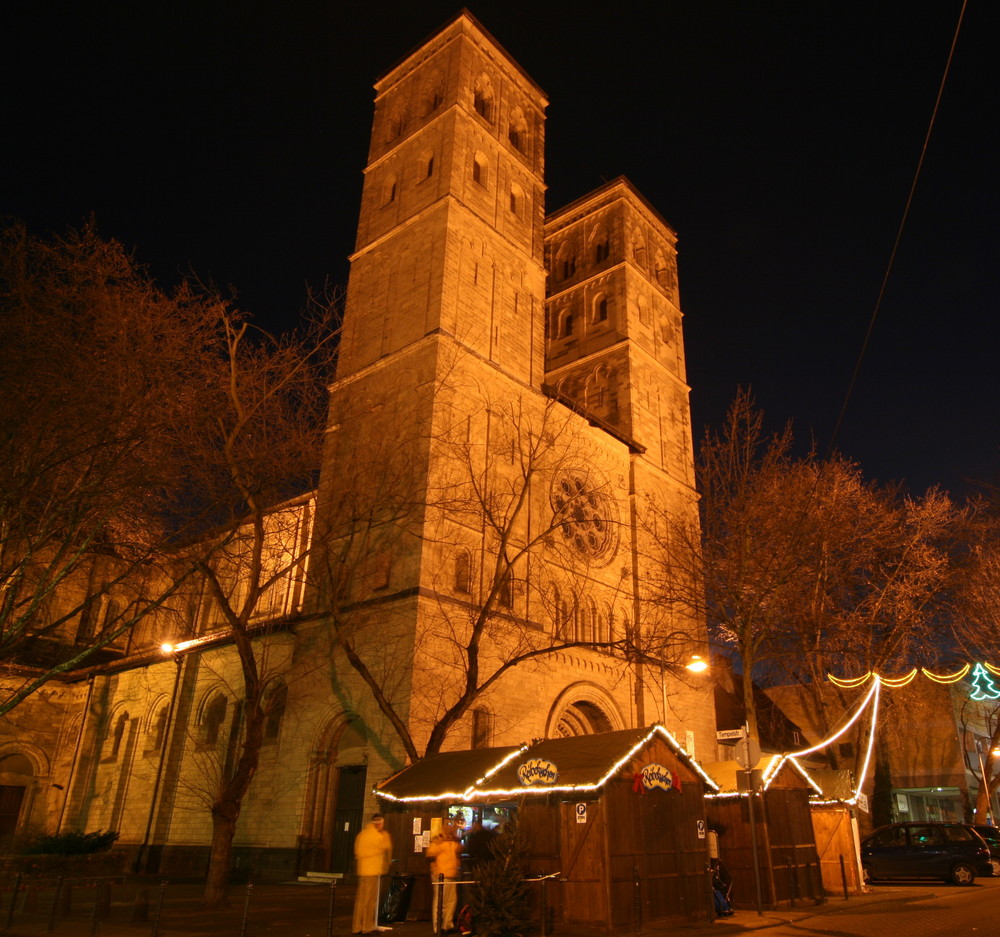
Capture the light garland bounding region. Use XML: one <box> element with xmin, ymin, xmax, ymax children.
<box><xmin>377</xmin><ymin>725</ymin><xmax>720</xmax><ymax>804</ymax></box>
<box><xmin>377</xmin><ymin>745</ymin><xmax>529</xmax><ymax>804</ymax></box>
<box><xmin>921</xmin><ymin>664</ymin><xmax>972</xmax><ymax>684</ymax></box>
<box><xmin>762</xmin><ymin>677</ymin><xmax>881</xmax><ymax>804</ymax></box>
<box><xmin>848</xmin><ymin>677</ymin><xmax>881</xmax><ymax>807</ymax></box>
<box><xmin>827</xmin><ymin>672</ymin><xmax>874</xmax><ymax>688</ymax></box>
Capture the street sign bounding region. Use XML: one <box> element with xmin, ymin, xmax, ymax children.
<box><xmin>716</xmin><ymin>728</ymin><xmax>745</xmax><ymax>741</ymax></box>
<box><xmin>575</xmin><ymin>803</ymin><xmax>587</xmax><ymax>824</ymax></box>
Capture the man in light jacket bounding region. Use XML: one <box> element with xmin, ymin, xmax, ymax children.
<box><xmin>353</xmin><ymin>814</ymin><xmax>393</xmax><ymax>934</ymax></box>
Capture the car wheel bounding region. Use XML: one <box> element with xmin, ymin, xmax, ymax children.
<box><xmin>991</xmin><ymin>859</ymin><xmax>1000</xmax><ymax>877</ymax></box>
<box><xmin>950</xmin><ymin>862</ymin><xmax>976</xmax><ymax>886</ymax></box>
<box><xmin>862</xmin><ymin>863</ymin><xmax>875</xmax><ymax>885</ymax></box>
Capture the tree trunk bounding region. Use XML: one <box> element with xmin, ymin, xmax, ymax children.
<box><xmin>975</xmin><ymin>781</ymin><xmax>993</xmax><ymax>823</ymax></box>
<box><xmin>204</xmin><ymin>806</ymin><xmax>238</xmax><ymax>906</ymax></box>
<box><xmin>872</xmin><ymin>737</ymin><xmax>894</xmax><ymax>828</ymax></box>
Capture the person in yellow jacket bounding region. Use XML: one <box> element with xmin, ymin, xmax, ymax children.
<box><xmin>352</xmin><ymin>814</ymin><xmax>393</xmax><ymax>934</ymax></box>
<box><xmin>425</xmin><ymin>829</ymin><xmax>462</xmax><ymax>933</ymax></box>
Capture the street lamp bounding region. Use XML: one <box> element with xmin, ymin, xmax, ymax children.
<box><xmin>656</xmin><ymin>638</ymin><xmax>711</xmax><ymax>729</ymax></box>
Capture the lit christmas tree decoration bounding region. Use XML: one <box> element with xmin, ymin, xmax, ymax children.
<box><xmin>969</xmin><ymin>663</ymin><xmax>1000</xmax><ymax>701</ymax></box>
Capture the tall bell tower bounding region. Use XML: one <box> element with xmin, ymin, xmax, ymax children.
<box><xmin>337</xmin><ymin>12</ymin><xmax>548</xmax><ymax>388</ymax></box>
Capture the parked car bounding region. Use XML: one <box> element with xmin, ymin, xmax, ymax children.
<box><xmin>861</xmin><ymin>821</ymin><xmax>993</xmax><ymax>885</ymax></box>
<box><xmin>972</xmin><ymin>824</ymin><xmax>1000</xmax><ymax>875</ymax></box>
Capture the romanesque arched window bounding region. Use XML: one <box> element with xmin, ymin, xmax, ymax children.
<box><xmin>593</xmin><ymin>293</ymin><xmax>608</xmax><ymax>323</ymax></box>
<box><xmin>509</xmin><ymin>183</ymin><xmax>523</xmax><ymax>215</ymax></box>
<box><xmin>593</xmin><ymin>229</ymin><xmax>611</xmax><ymax>263</ymax></box>
<box><xmin>472</xmin><ymin>152</ymin><xmax>488</xmax><ymax>188</ymax></box>
<box><xmin>383</xmin><ymin>174</ymin><xmax>397</xmax><ymax>205</ymax></box>
<box><xmin>558</xmin><ymin>248</ymin><xmax>576</xmax><ymax>281</ymax></box>
<box><xmin>423</xmin><ymin>76</ymin><xmax>444</xmax><ymax>116</ymax></box>
<box><xmin>632</xmin><ymin>230</ymin><xmax>647</xmax><ymax>268</ymax></box>
<box><xmin>508</xmin><ymin>107</ymin><xmax>528</xmax><ymax>153</ymax></box>
<box><xmin>471</xmin><ymin>707</ymin><xmax>492</xmax><ymax>749</ymax></box>
<box><xmin>454</xmin><ymin>550</ymin><xmax>472</xmax><ymax>594</ymax></box>
<box><xmin>473</xmin><ymin>74</ymin><xmax>494</xmax><ymax>123</ymax></box>
<box><xmin>202</xmin><ymin>693</ymin><xmax>228</xmax><ymax>746</ymax></box>
<box><xmin>148</xmin><ymin>702</ymin><xmax>169</xmax><ymax>753</ymax></box>
<box><xmin>386</xmin><ymin>107</ymin><xmax>405</xmax><ymax>142</ymax></box>
<box><xmin>654</xmin><ymin>249</ymin><xmax>676</xmax><ymax>293</ymax></box>
<box><xmin>264</xmin><ymin>680</ymin><xmax>288</xmax><ymax>741</ymax></box>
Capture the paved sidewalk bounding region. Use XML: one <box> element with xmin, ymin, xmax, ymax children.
<box><xmin>0</xmin><ymin>878</ymin><xmax>929</xmax><ymax>937</ymax></box>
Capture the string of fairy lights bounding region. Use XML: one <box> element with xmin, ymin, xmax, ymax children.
<box><xmin>760</xmin><ymin>662</ymin><xmax>1000</xmax><ymax>806</ymax></box>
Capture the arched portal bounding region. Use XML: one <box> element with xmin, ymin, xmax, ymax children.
<box><xmin>555</xmin><ymin>701</ymin><xmax>614</xmax><ymax>737</ymax></box>
<box><xmin>545</xmin><ymin>682</ymin><xmax>626</xmax><ymax>738</ymax></box>
<box><xmin>300</xmin><ymin>717</ymin><xmax>369</xmax><ymax>873</ymax></box>
<box><xmin>0</xmin><ymin>753</ymin><xmax>34</xmax><ymax>840</ymax></box>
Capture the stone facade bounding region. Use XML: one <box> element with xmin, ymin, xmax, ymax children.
<box><xmin>0</xmin><ymin>12</ymin><xmax>714</xmax><ymax>880</ymax></box>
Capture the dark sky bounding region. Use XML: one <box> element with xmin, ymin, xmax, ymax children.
<box><xmin>4</xmin><ymin>1</ymin><xmax>997</xmax><ymax>497</ymax></box>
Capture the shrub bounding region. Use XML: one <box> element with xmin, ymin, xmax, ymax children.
<box><xmin>19</xmin><ymin>829</ymin><xmax>119</xmax><ymax>856</ymax></box>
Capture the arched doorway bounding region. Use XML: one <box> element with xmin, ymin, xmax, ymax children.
<box><xmin>555</xmin><ymin>701</ymin><xmax>615</xmax><ymax>737</ymax></box>
<box><xmin>0</xmin><ymin>753</ymin><xmax>34</xmax><ymax>842</ymax></box>
<box><xmin>546</xmin><ymin>683</ymin><xmax>626</xmax><ymax>738</ymax></box>
<box><xmin>300</xmin><ymin>717</ymin><xmax>369</xmax><ymax>873</ymax></box>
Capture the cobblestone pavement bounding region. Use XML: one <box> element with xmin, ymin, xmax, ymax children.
<box><xmin>1</xmin><ymin>877</ymin><xmax>997</xmax><ymax>937</ymax></box>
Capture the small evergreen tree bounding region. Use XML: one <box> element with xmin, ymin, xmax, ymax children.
<box><xmin>468</xmin><ymin>820</ymin><xmax>533</xmax><ymax>937</ymax></box>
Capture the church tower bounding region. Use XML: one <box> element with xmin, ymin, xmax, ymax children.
<box><xmin>337</xmin><ymin>12</ymin><xmax>548</xmax><ymax>388</ymax></box>
<box><xmin>316</xmin><ymin>13</ymin><xmax>712</xmax><ymax>759</ymax></box>
<box><xmin>543</xmin><ymin>178</ymin><xmax>694</xmax><ymax>493</ymax></box>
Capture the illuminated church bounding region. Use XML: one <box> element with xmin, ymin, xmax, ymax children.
<box><xmin>0</xmin><ymin>12</ymin><xmax>714</xmax><ymax>876</ymax></box>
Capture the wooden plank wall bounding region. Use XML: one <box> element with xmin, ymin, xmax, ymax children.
<box><xmin>604</xmin><ymin>772</ymin><xmax>710</xmax><ymax>925</ymax></box>
<box><xmin>764</xmin><ymin>789</ymin><xmax>823</xmax><ymax>905</ymax></box>
<box><xmin>706</xmin><ymin>789</ymin><xmax>823</xmax><ymax>909</ymax></box>
<box><xmin>811</xmin><ymin>807</ymin><xmax>862</xmax><ymax>895</ymax></box>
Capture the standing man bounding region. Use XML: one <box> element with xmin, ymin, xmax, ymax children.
<box><xmin>353</xmin><ymin>814</ymin><xmax>393</xmax><ymax>934</ymax></box>
<box><xmin>425</xmin><ymin>828</ymin><xmax>462</xmax><ymax>933</ymax></box>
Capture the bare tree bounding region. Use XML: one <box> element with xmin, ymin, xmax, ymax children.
<box><xmin>314</xmin><ymin>381</ymin><xmax>639</xmax><ymax>763</ymax></box>
<box><xmin>650</xmin><ymin>390</ymin><xmax>958</xmax><ymax>744</ymax></box>
<box><xmin>950</xmin><ymin>516</ymin><xmax>1000</xmax><ymax>821</ymax></box>
<box><xmin>0</xmin><ymin>221</ymin><xmax>222</xmax><ymax>713</ymax></box>
<box><xmin>1</xmin><ymin>220</ymin><xmax>340</xmax><ymax>903</ymax></box>
<box><xmin>176</xmin><ymin>307</ymin><xmax>337</xmax><ymax>906</ymax></box>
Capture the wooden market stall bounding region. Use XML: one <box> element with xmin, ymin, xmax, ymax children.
<box><xmin>703</xmin><ymin>756</ymin><xmax>825</xmax><ymax>909</ymax></box>
<box><xmin>375</xmin><ymin>725</ymin><xmax>721</xmax><ymax>931</ymax></box>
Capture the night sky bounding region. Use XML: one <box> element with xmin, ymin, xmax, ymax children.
<box><xmin>4</xmin><ymin>1</ymin><xmax>997</xmax><ymax>497</ymax></box>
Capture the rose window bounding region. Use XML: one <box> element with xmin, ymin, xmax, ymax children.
<box><xmin>551</xmin><ymin>474</ymin><xmax>617</xmax><ymax>563</ymax></box>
